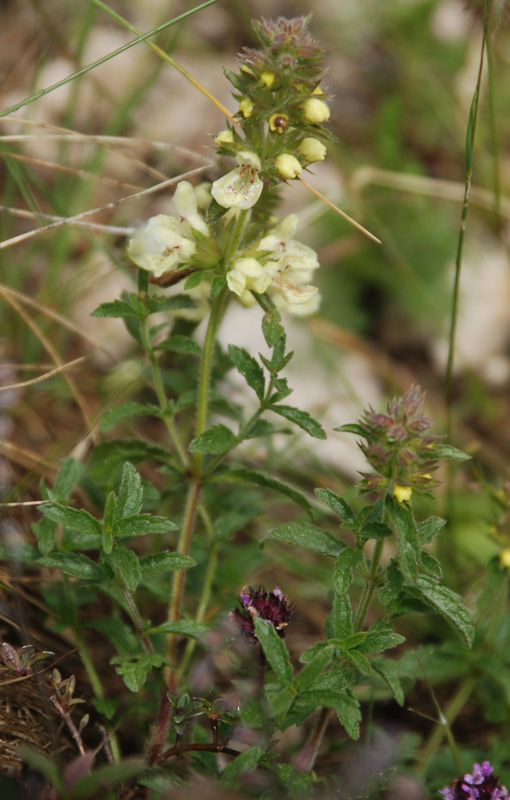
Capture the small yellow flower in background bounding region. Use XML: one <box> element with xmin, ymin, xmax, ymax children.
<box><xmin>215</xmin><ymin>129</ymin><xmax>234</xmax><ymax>145</ymax></box>
<box><xmin>211</xmin><ymin>151</ymin><xmax>263</xmax><ymax>210</ymax></box>
<box><xmin>298</xmin><ymin>137</ymin><xmax>327</xmax><ymax>163</ymax></box>
<box><xmin>499</xmin><ymin>549</ymin><xmax>510</xmax><ymax>569</ymax></box>
<box><xmin>276</xmin><ymin>153</ymin><xmax>302</xmax><ymax>180</ymax></box>
<box><xmin>239</xmin><ymin>97</ymin><xmax>255</xmax><ymax>118</ymax></box>
<box><xmin>302</xmin><ymin>97</ymin><xmax>330</xmax><ymax>123</ymax></box>
<box><xmin>394</xmin><ymin>485</ymin><xmax>412</xmax><ymax>503</ymax></box>
<box><xmin>226</xmin><ymin>256</ymin><xmax>272</xmax><ymax>300</ymax></box>
<box><xmin>260</xmin><ymin>71</ymin><xmax>275</xmax><ymax>87</ymax></box>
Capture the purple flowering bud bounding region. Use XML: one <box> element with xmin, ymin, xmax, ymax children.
<box><xmin>230</xmin><ymin>585</ymin><xmax>294</xmax><ymax>645</ymax></box>
<box><xmin>440</xmin><ymin>761</ymin><xmax>510</xmax><ymax>800</ymax></box>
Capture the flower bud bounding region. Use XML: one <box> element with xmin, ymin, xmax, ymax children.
<box><xmin>239</xmin><ymin>97</ymin><xmax>255</xmax><ymax>118</ymax></box>
<box><xmin>500</xmin><ymin>549</ymin><xmax>510</xmax><ymax>569</ymax></box>
<box><xmin>260</xmin><ymin>71</ymin><xmax>275</xmax><ymax>87</ymax></box>
<box><xmin>302</xmin><ymin>97</ymin><xmax>330</xmax><ymax>123</ymax></box>
<box><xmin>298</xmin><ymin>137</ymin><xmax>327</xmax><ymax>163</ymax></box>
<box><xmin>215</xmin><ymin>129</ymin><xmax>234</xmax><ymax>145</ymax></box>
<box><xmin>269</xmin><ymin>113</ymin><xmax>289</xmax><ymax>134</ymax></box>
<box><xmin>275</xmin><ymin>153</ymin><xmax>302</xmax><ymax>180</ymax></box>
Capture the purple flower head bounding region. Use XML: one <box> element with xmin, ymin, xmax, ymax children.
<box><xmin>440</xmin><ymin>762</ymin><xmax>510</xmax><ymax>800</ymax></box>
<box><xmin>230</xmin><ymin>585</ymin><xmax>294</xmax><ymax>645</ymax></box>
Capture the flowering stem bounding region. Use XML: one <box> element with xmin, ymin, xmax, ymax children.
<box><xmin>353</xmin><ymin>537</ymin><xmax>385</xmax><ymax>633</ymax></box>
<box><xmin>165</xmin><ymin>286</ymin><xmax>229</xmax><ymax>687</ymax></box>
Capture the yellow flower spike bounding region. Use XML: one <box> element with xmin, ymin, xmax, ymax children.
<box><xmin>269</xmin><ymin>113</ymin><xmax>289</xmax><ymax>134</ymax></box>
<box><xmin>260</xmin><ymin>71</ymin><xmax>275</xmax><ymax>87</ymax></box>
<box><xmin>394</xmin><ymin>485</ymin><xmax>412</xmax><ymax>503</ymax></box>
<box><xmin>499</xmin><ymin>549</ymin><xmax>510</xmax><ymax>569</ymax></box>
<box><xmin>276</xmin><ymin>154</ymin><xmax>302</xmax><ymax>180</ymax></box>
<box><xmin>239</xmin><ymin>97</ymin><xmax>255</xmax><ymax>118</ymax></box>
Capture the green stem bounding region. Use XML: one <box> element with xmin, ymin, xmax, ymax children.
<box><xmin>121</xmin><ymin>585</ymin><xmax>153</xmax><ymax>654</ymax></box>
<box><xmin>140</xmin><ymin>316</ymin><xmax>188</xmax><ymax>470</ymax></box>
<box><xmin>353</xmin><ymin>537</ymin><xmax>385</xmax><ymax>633</ymax></box>
<box><xmin>485</xmin><ymin>13</ymin><xmax>501</xmax><ymax>230</ymax></box>
<box><xmin>165</xmin><ymin>287</ymin><xmax>228</xmax><ymax>686</ymax></box>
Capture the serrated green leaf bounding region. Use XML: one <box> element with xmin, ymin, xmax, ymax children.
<box><xmin>299</xmin><ymin>688</ymin><xmax>361</xmax><ymax>739</ymax></box>
<box><xmin>211</xmin><ymin>275</ymin><xmax>226</xmax><ymax>297</ymax></box>
<box><xmin>333</xmin><ymin>548</ymin><xmax>363</xmax><ymax>595</ymax></box>
<box><xmin>254</xmin><ymin>291</ymin><xmax>284</xmax><ymax>347</ymax></box>
<box><xmin>40</xmin><ymin>503</ymin><xmax>101</xmax><ymax>536</ymax></box>
<box><xmin>386</xmin><ymin>495</ymin><xmax>420</xmax><ymax>582</ymax></box>
<box><xmin>254</xmin><ymin>616</ymin><xmax>292</xmax><ymax>685</ymax></box>
<box><xmin>358</xmin><ymin>521</ymin><xmax>393</xmax><ymax>544</ymax></box>
<box><xmin>142</xmin><ymin>295</ymin><xmax>196</xmax><ymax>314</ymax></box>
<box><xmin>102</xmin><ymin>491</ymin><xmax>116</xmax><ymax>554</ymax></box>
<box><xmin>109</xmin><ymin>549</ymin><xmax>141</xmax><ymax>591</ymax></box>
<box><xmin>270</xmin><ymin>684</ymin><xmax>298</xmax><ymax>718</ymax></box>
<box><xmin>210</xmin><ymin>468</ymin><xmax>313</xmax><ymax>518</ymax></box>
<box><xmin>432</xmin><ymin>443</ymin><xmax>470</xmax><ymax>461</ymax></box>
<box><xmin>314</xmin><ymin>488</ymin><xmax>355</xmax><ymax>526</ymax></box>
<box><xmin>113</xmin><ymin>514</ymin><xmax>177</xmax><ymax>538</ymax></box>
<box><xmin>271</xmin><ymin>404</ymin><xmax>326</xmax><ymax>440</ymax></box>
<box><xmin>371</xmin><ymin>658</ymin><xmax>405</xmax><ymax>706</ymax></box>
<box><xmin>111</xmin><ymin>653</ymin><xmax>164</xmax><ymax>692</ymax></box>
<box><xmin>155</xmin><ymin>335</ymin><xmax>202</xmax><ymax>355</ymax></box>
<box><xmin>418</xmin><ymin>515</ymin><xmax>446</xmax><ymax>544</ymax></box>
<box><xmin>261</xmin><ymin>522</ymin><xmax>346</xmax><ymax>558</ymax></box>
<box><xmin>87</xmin><ymin>618</ymin><xmax>139</xmax><ymax>655</ymax></box>
<box><xmin>357</xmin><ymin>618</ymin><xmax>405</xmax><ymax>655</ymax></box>
<box><xmin>53</xmin><ymin>458</ymin><xmax>83</xmax><ymax>498</ymax></box>
<box><xmin>334</xmin><ymin>422</ymin><xmax>371</xmax><ymax>438</ymax></box>
<box><xmin>116</xmin><ymin>462</ymin><xmax>143</xmax><ymax>519</ymax></box>
<box><xmin>420</xmin><ymin>550</ymin><xmax>443</xmax><ymax>579</ymax></box>
<box><xmin>404</xmin><ymin>577</ymin><xmax>475</xmax><ymax>647</ymax></box>
<box><xmin>38</xmin><ymin>552</ymin><xmax>105</xmax><ymax>581</ymax></box>
<box><xmin>189</xmin><ymin>424</ymin><xmax>237</xmax><ymax>454</ymax></box>
<box><xmin>149</xmin><ymin>620</ymin><xmax>207</xmax><ymax>640</ymax></box>
<box><xmin>140</xmin><ymin>552</ymin><xmax>195</xmax><ymax>576</ymax></box>
<box><xmin>99</xmin><ymin>402</ymin><xmax>151</xmax><ymax>433</ymax></box>
<box><xmin>184</xmin><ymin>270</ymin><xmax>207</xmax><ymax>289</ymax></box>
<box><xmin>325</xmin><ymin>594</ymin><xmax>353</xmax><ymax>639</ymax></box>
<box><xmin>32</xmin><ymin>517</ymin><xmax>57</xmax><ymax>556</ymax></box>
<box><xmin>294</xmin><ymin>646</ymin><xmax>333</xmax><ymax>692</ymax></box>
<box><xmin>220</xmin><ymin>745</ymin><xmax>264</xmax><ymax>789</ymax></box>
<box><xmin>91</xmin><ymin>300</ymin><xmax>137</xmax><ymax>319</ymax></box>
<box><xmin>244</xmin><ymin>418</ymin><xmax>291</xmax><ymax>439</ymax></box>
<box><xmin>378</xmin><ymin>560</ymin><xmax>404</xmax><ymax>605</ymax></box>
<box><xmin>228</xmin><ymin>345</ymin><xmax>265</xmax><ymax>400</ymax></box>
<box><xmin>344</xmin><ymin>649</ymin><xmax>371</xmax><ymax>674</ymax></box>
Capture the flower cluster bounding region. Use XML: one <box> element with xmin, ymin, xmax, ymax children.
<box><xmin>350</xmin><ymin>386</ymin><xmax>443</xmax><ymax>499</ymax></box>
<box><xmin>226</xmin><ymin>213</ymin><xmax>320</xmax><ymax>315</ymax></box>
<box><xmin>127</xmin><ymin>181</ymin><xmax>212</xmax><ymax>279</ymax></box>
<box><xmin>440</xmin><ymin>761</ymin><xmax>510</xmax><ymax>800</ymax></box>
<box><xmin>230</xmin><ymin>585</ymin><xmax>293</xmax><ymax>645</ymax></box>
<box><xmin>212</xmin><ymin>16</ymin><xmax>332</xmax><ymax>210</ymax></box>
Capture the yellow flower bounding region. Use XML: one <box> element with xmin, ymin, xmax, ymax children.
<box><xmin>298</xmin><ymin>137</ymin><xmax>327</xmax><ymax>163</ymax></box>
<box><xmin>215</xmin><ymin>129</ymin><xmax>234</xmax><ymax>145</ymax></box>
<box><xmin>302</xmin><ymin>97</ymin><xmax>330</xmax><ymax>123</ymax></box>
<box><xmin>393</xmin><ymin>485</ymin><xmax>412</xmax><ymax>503</ymax></box>
<box><xmin>260</xmin><ymin>71</ymin><xmax>275</xmax><ymax>87</ymax></box>
<box><xmin>499</xmin><ymin>549</ymin><xmax>510</xmax><ymax>569</ymax></box>
<box><xmin>239</xmin><ymin>97</ymin><xmax>255</xmax><ymax>118</ymax></box>
<box><xmin>275</xmin><ymin>153</ymin><xmax>302</xmax><ymax>180</ymax></box>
